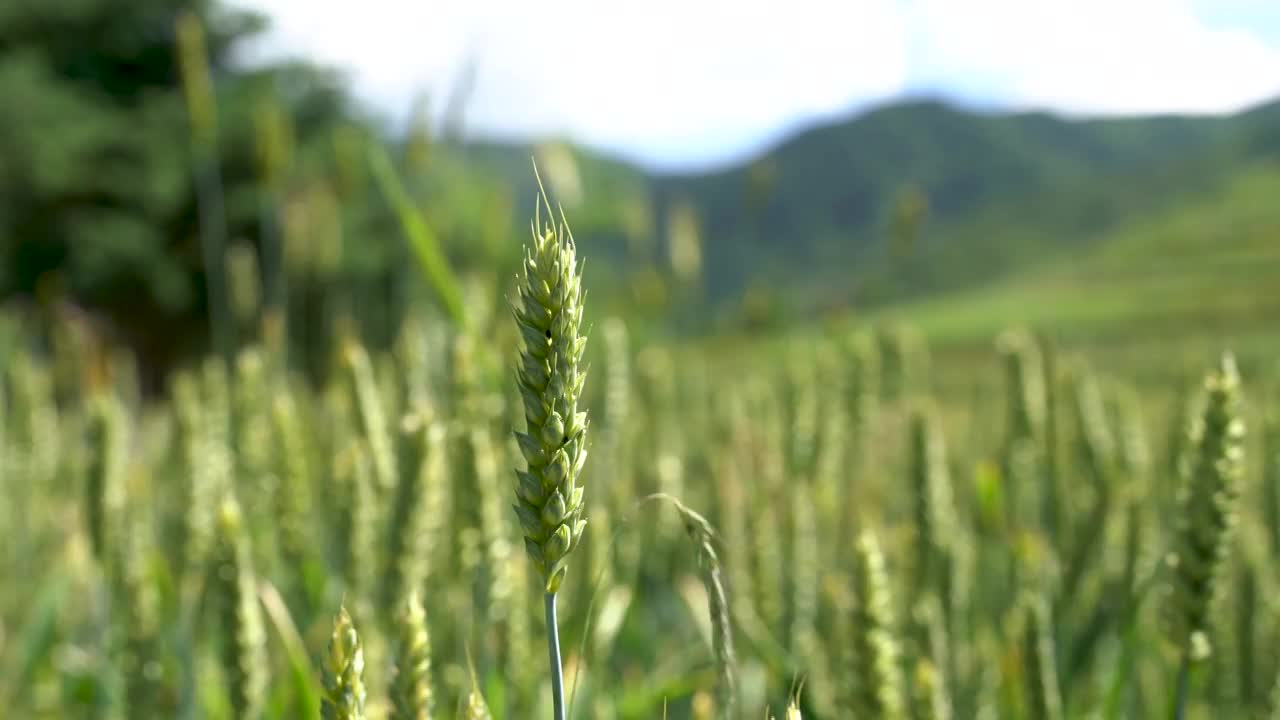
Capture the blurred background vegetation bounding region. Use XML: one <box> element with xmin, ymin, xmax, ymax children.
<box><xmin>7</xmin><ymin>0</ymin><xmax>1279</xmax><ymax>391</ymax></box>
<box><xmin>6</xmin><ymin>2</ymin><xmax>1280</xmax><ymax>718</ymax></box>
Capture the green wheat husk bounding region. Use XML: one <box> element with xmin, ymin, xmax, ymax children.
<box><xmin>913</xmin><ymin>660</ymin><xmax>953</xmax><ymax>720</ymax></box>
<box><xmin>785</xmin><ymin>354</ymin><xmax>821</xmax><ymax>665</ymax></box>
<box><xmin>213</xmin><ymin>496</ymin><xmax>268</xmax><ymax>719</ymax></box>
<box><xmin>322</xmin><ymin>605</ymin><xmax>367</xmax><ymax>720</ymax></box>
<box><xmin>880</xmin><ymin>324</ymin><xmax>927</xmax><ymax>401</ymax></box>
<box><xmin>751</xmin><ymin>382</ymin><xmax>787</xmax><ymax>630</ymax></box>
<box><xmin>1213</xmin><ymin>542</ymin><xmax>1261</xmax><ymax>711</ymax></box>
<box><xmin>343</xmin><ymin>339</ymin><xmax>398</xmax><ymax>495</ymax></box>
<box><xmin>812</xmin><ymin>343</ymin><xmax>848</xmax><ymax>552</ymax></box>
<box><xmin>638</xmin><ymin>346</ymin><xmax>685</xmax><ymax>554</ymax></box>
<box><xmin>717</xmin><ymin>404</ymin><xmax>757</xmax><ymax>630</ymax></box>
<box><xmin>7</xmin><ymin>351</ymin><xmax>61</xmax><ymax>491</ymax></box>
<box><xmin>1113</xmin><ymin>383</ymin><xmax>1156</xmax><ymax>593</ymax></box>
<box><xmin>168</xmin><ymin>369</ymin><xmax>205</xmax><ymax>577</ymax></box>
<box><xmin>907</xmin><ymin>401</ymin><xmax>960</xmax><ymax>606</ymax></box>
<box><xmin>1266</xmin><ymin>643</ymin><xmax>1280</xmax><ymax>720</ymax></box>
<box><xmin>271</xmin><ymin>388</ymin><xmax>315</xmax><ymax>587</ymax></box>
<box><xmin>681</xmin><ymin>502</ymin><xmax>738</xmax><ymax>720</ymax></box>
<box><xmin>789</xmin><ymin>481</ymin><xmax>820</xmax><ymax>663</ymax></box>
<box><xmin>511</xmin><ymin>175</ymin><xmax>590</xmax><ymax>720</ymax></box>
<box><xmin>471</xmin><ymin>417</ymin><xmax>513</xmax><ymax>640</ymax></box>
<box><xmin>910</xmin><ymin>597</ymin><xmax>954</xmax><ymax>720</ymax></box>
<box><xmin>110</xmin><ymin>512</ymin><xmax>171</xmax><ymax>716</ymax></box>
<box><xmin>84</xmin><ymin>391</ymin><xmax>127</xmax><ymax>564</ymax></box>
<box><xmin>503</xmin><ymin>552</ymin><xmax>536</xmax><ymax>713</ymax></box>
<box><xmin>599</xmin><ymin>318</ymin><xmax>638</xmax><ymax>580</ymax></box>
<box><xmin>389</xmin><ymin>591</ymin><xmax>433</xmax><ymax>720</ymax></box>
<box><xmin>1164</xmin><ymin>353</ymin><xmax>1246</xmax><ymax>663</ymax></box>
<box><xmin>334</xmin><ymin>439</ymin><xmax>376</xmax><ymax>601</ymax></box>
<box><xmin>842</xmin><ymin>531</ymin><xmax>905</xmax><ymax>719</ymax></box>
<box><xmin>1037</xmin><ymin>332</ymin><xmax>1064</xmax><ymax>542</ymax></box>
<box><xmin>381</xmin><ymin>411</ymin><xmax>443</xmax><ymax>615</ymax></box>
<box><xmin>997</xmin><ymin>331</ymin><xmax>1048</xmax><ymax>538</ymax></box>
<box><xmin>463</xmin><ymin>687</ymin><xmax>492</xmax><ymax>720</ymax></box>
<box><xmin>394</xmin><ymin>318</ymin><xmax>436</xmax><ymax>417</ymax></box>
<box><xmin>845</xmin><ymin>330</ymin><xmax>881</xmax><ymax>504</ymax></box>
<box><xmin>1058</xmin><ymin>365</ymin><xmax>1117</xmax><ymax>604</ymax></box>
<box><xmin>784</xmin><ymin>350</ymin><xmax>820</xmax><ymax>482</ymax></box>
<box><xmin>1263</xmin><ymin>392</ymin><xmax>1280</xmax><ymax>557</ymax></box>
<box><xmin>511</xmin><ymin>189</ymin><xmax>590</xmax><ymax>594</ymax></box>
<box><xmin>233</xmin><ymin>348</ymin><xmax>274</xmax><ymax>528</ymax></box>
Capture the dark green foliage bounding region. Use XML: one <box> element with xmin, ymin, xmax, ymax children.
<box><xmin>0</xmin><ymin>0</ymin><xmax>342</xmax><ymax>367</ymax></box>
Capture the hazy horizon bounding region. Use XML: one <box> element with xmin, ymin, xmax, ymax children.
<box><xmin>234</xmin><ymin>0</ymin><xmax>1280</xmax><ymax>171</ymax></box>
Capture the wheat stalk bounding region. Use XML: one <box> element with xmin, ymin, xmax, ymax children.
<box><xmin>512</xmin><ymin>171</ymin><xmax>589</xmax><ymax>720</ymax></box>
<box><xmin>678</xmin><ymin>500</ymin><xmax>738</xmax><ymax>720</ymax></box>
<box><xmin>1021</xmin><ymin>593</ymin><xmax>1064</xmax><ymax>720</ymax></box>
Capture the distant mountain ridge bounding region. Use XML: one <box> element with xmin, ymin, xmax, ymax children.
<box><xmin>460</xmin><ymin>96</ymin><xmax>1280</xmax><ymax>322</ymax></box>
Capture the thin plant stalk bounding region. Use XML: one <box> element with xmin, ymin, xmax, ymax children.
<box><xmin>176</xmin><ymin>12</ymin><xmax>233</xmax><ymax>366</ymax></box>
<box><xmin>545</xmin><ymin>592</ymin><xmax>566</xmax><ymax>720</ymax></box>
<box><xmin>1173</xmin><ymin>651</ymin><xmax>1191</xmax><ymax>720</ymax></box>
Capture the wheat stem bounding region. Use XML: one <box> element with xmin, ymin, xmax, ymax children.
<box><xmin>545</xmin><ymin>591</ymin><xmax>567</xmax><ymax>720</ymax></box>
<box><xmin>1173</xmin><ymin>650</ymin><xmax>1191</xmax><ymax>720</ymax></box>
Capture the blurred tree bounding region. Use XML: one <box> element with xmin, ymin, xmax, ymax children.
<box><xmin>0</xmin><ymin>0</ymin><xmax>353</xmax><ymax>382</ymax></box>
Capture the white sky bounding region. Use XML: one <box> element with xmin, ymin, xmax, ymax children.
<box><xmin>236</xmin><ymin>0</ymin><xmax>1280</xmax><ymax>171</ymax></box>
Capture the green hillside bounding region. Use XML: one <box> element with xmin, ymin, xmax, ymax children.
<box><xmin>660</xmin><ymin>99</ymin><xmax>1277</xmax><ymax>306</ymax></box>
<box><xmin>460</xmin><ymin>97</ymin><xmax>1280</xmax><ymax>333</ymax></box>
<box><xmin>868</xmin><ymin>161</ymin><xmax>1280</xmax><ymax>379</ymax></box>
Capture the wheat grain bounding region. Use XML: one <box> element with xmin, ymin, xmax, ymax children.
<box><xmin>322</xmin><ymin>605</ymin><xmax>367</xmax><ymax>720</ymax></box>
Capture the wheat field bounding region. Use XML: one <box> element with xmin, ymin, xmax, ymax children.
<box><xmin>1</xmin><ymin>186</ymin><xmax>1278</xmax><ymax>720</ymax></box>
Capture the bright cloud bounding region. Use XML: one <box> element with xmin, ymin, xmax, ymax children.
<box><xmin>236</xmin><ymin>0</ymin><xmax>909</xmax><ymax>168</ymax></box>
<box><xmin>908</xmin><ymin>0</ymin><xmax>1280</xmax><ymax>115</ymax></box>
<box><xmin>236</xmin><ymin>0</ymin><xmax>1280</xmax><ymax>169</ymax></box>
